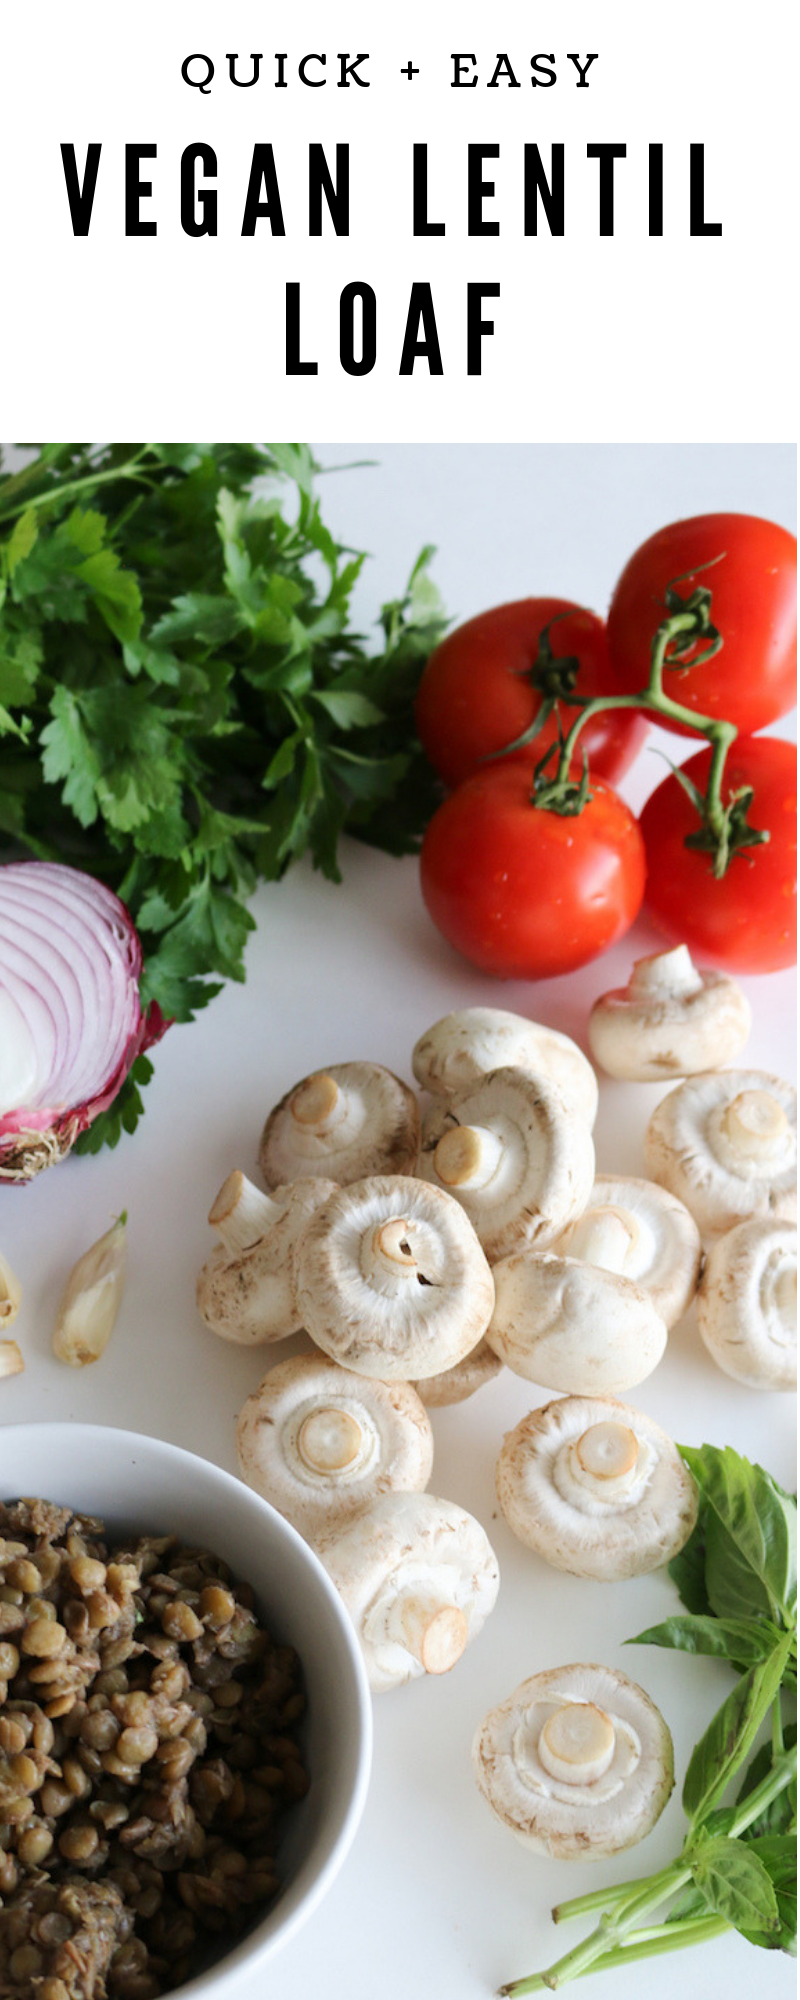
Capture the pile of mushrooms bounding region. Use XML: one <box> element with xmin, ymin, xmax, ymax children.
<box><xmin>193</xmin><ymin>971</ymin><xmax>794</xmax><ymax>1702</ymax></box>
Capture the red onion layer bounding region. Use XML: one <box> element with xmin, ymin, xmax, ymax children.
<box><xmin>0</xmin><ymin>861</ymin><xmax>167</xmax><ymax>1181</ymax></box>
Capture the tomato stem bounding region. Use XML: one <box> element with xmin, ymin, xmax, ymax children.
<box><xmin>534</xmin><ymin>605</ymin><xmax>765</xmax><ymax>874</ymax></box>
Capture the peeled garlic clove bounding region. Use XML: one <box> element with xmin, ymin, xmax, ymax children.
<box><xmin>53</xmin><ymin>1213</ymin><xmax>127</xmax><ymax>1367</ymax></box>
<box><xmin>0</xmin><ymin>1252</ymin><xmax>22</xmax><ymax>1327</ymax></box>
<box><xmin>0</xmin><ymin>1339</ymin><xmax>24</xmax><ymax>1378</ymax></box>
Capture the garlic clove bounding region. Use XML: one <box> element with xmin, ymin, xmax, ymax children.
<box><xmin>0</xmin><ymin>1251</ymin><xmax>22</xmax><ymax>1327</ymax></box>
<box><xmin>53</xmin><ymin>1213</ymin><xmax>127</xmax><ymax>1367</ymax></box>
<box><xmin>0</xmin><ymin>1338</ymin><xmax>24</xmax><ymax>1378</ymax></box>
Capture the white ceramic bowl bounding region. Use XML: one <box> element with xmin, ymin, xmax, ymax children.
<box><xmin>0</xmin><ymin>1422</ymin><xmax>373</xmax><ymax>1995</ymax></box>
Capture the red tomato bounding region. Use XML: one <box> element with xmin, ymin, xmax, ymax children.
<box><xmin>607</xmin><ymin>513</ymin><xmax>797</xmax><ymax>737</ymax></box>
<box><xmin>420</xmin><ymin>760</ymin><xmax>646</xmax><ymax>980</ymax></box>
<box><xmin>640</xmin><ymin>736</ymin><xmax>797</xmax><ymax>974</ymax></box>
<box><xmin>415</xmin><ymin>598</ymin><xmax>649</xmax><ymax>789</ymax></box>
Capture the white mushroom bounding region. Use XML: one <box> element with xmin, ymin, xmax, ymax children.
<box><xmin>196</xmin><ymin>1171</ymin><xmax>338</xmax><ymax>1345</ymax></box>
<box><xmin>496</xmin><ymin>1395</ymin><xmax>698</xmax><ymax>1579</ymax></box>
<box><xmin>552</xmin><ymin>1175</ymin><xmax>702</xmax><ymax>1328</ymax></box>
<box><xmin>293</xmin><ymin>1176</ymin><xmax>495</xmax><ymax>1380</ymax></box>
<box><xmin>236</xmin><ymin>1353</ymin><xmax>434</xmax><ymax>1542</ymax></box>
<box><xmin>644</xmin><ymin>1069</ymin><xmax>797</xmax><ymax>1240</ymax></box>
<box><xmin>413</xmin><ymin>1007</ymin><xmax>598</xmax><ymax>1126</ymax></box>
<box><xmin>318</xmin><ymin>1491</ymin><xmax>499</xmax><ymax>1692</ymax></box>
<box><xmin>486</xmin><ymin>1249</ymin><xmax>667</xmax><ymax>1396</ymax></box>
<box><xmin>259</xmin><ymin>1061</ymin><xmax>420</xmax><ymax>1188</ymax></box>
<box><xmin>412</xmin><ymin>1338</ymin><xmax>502</xmax><ymax>1408</ymax></box>
<box><xmin>697</xmin><ymin>1218</ymin><xmax>797</xmax><ymax>1391</ymax></box>
<box><xmin>472</xmin><ymin>1663</ymin><xmax>674</xmax><ymax>1858</ymax></box>
<box><xmin>417</xmin><ymin>1067</ymin><xmax>595</xmax><ymax>1264</ymax></box>
<box><xmin>588</xmin><ymin>945</ymin><xmax>751</xmax><ymax>1080</ymax></box>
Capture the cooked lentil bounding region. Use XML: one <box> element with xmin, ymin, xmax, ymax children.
<box><xmin>0</xmin><ymin>1498</ymin><xmax>309</xmax><ymax>1997</ymax></box>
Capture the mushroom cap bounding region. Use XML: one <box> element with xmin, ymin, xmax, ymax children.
<box><xmin>644</xmin><ymin>1069</ymin><xmax>797</xmax><ymax>1240</ymax></box>
<box><xmin>413</xmin><ymin>1338</ymin><xmax>503</xmax><ymax>1408</ymax></box>
<box><xmin>236</xmin><ymin>1353</ymin><xmax>434</xmax><ymax>1542</ymax></box>
<box><xmin>496</xmin><ymin>1394</ymin><xmax>698</xmax><ymax>1579</ymax></box>
<box><xmin>318</xmin><ymin>1491</ymin><xmax>500</xmax><ymax>1692</ymax></box>
<box><xmin>293</xmin><ymin>1175</ymin><xmax>495</xmax><ymax>1379</ymax></box>
<box><xmin>697</xmin><ymin>1217</ymin><xmax>797</xmax><ymax>1391</ymax></box>
<box><xmin>486</xmin><ymin>1250</ymin><xmax>667</xmax><ymax>1395</ymax></box>
<box><xmin>588</xmin><ymin>945</ymin><xmax>751</xmax><ymax>1081</ymax></box>
<box><xmin>553</xmin><ymin>1175</ymin><xmax>702</xmax><ymax>1329</ymax></box>
<box><xmin>417</xmin><ymin>1066</ymin><xmax>596</xmax><ymax>1264</ymax></box>
<box><xmin>258</xmin><ymin>1061</ymin><xmax>420</xmax><ymax>1188</ymax></box>
<box><xmin>412</xmin><ymin>1007</ymin><xmax>598</xmax><ymax>1126</ymax></box>
<box><xmin>196</xmin><ymin>1178</ymin><xmax>338</xmax><ymax>1345</ymax></box>
<box><xmin>472</xmin><ymin>1663</ymin><xmax>674</xmax><ymax>1858</ymax></box>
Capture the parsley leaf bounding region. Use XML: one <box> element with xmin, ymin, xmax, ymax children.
<box><xmin>0</xmin><ymin>443</ymin><xmax>447</xmax><ymax>1147</ymax></box>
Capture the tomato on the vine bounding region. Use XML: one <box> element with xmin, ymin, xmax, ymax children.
<box><xmin>415</xmin><ymin>597</ymin><xmax>649</xmax><ymax>790</ymax></box>
<box><xmin>420</xmin><ymin>760</ymin><xmax>646</xmax><ymax>980</ymax></box>
<box><xmin>607</xmin><ymin>514</ymin><xmax>797</xmax><ymax>737</ymax></box>
<box><xmin>640</xmin><ymin>735</ymin><xmax>797</xmax><ymax>974</ymax></box>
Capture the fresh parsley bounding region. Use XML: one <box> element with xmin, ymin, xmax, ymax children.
<box><xmin>0</xmin><ymin>443</ymin><xmax>447</xmax><ymax>1147</ymax></box>
<box><xmin>501</xmin><ymin>1443</ymin><xmax>797</xmax><ymax>1992</ymax></box>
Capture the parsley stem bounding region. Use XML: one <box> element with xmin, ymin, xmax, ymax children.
<box><xmin>0</xmin><ymin>449</ymin><xmax>153</xmax><ymax>526</ymax></box>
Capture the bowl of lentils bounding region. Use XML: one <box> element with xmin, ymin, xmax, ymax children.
<box><xmin>0</xmin><ymin>1424</ymin><xmax>372</xmax><ymax>1999</ymax></box>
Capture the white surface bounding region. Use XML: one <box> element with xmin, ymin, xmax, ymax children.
<box><xmin>0</xmin><ymin>445</ymin><xmax>796</xmax><ymax>2000</ymax></box>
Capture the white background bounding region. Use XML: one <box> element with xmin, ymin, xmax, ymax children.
<box><xmin>0</xmin><ymin>1</ymin><xmax>797</xmax><ymax>438</ymax></box>
<box><xmin>0</xmin><ymin>443</ymin><xmax>796</xmax><ymax>2000</ymax></box>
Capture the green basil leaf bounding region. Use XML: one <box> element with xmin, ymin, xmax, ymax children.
<box><xmin>680</xmin><ymin>1444</ymin><xmax>797</xmax><ymax>1626</ymax></box>
<box><xmin>683</xmin><ymin>1635</ymin><xmax>794</xmax><ymax>1825</ymax></box>
<box><xmin>736</xmin><ymin>1728</ymin><xmax>797</xmax><ymax>1838</ymax></box>
<box><xmin>692</xmin><ymin>1834</ymin><xmax>780</xmax><ymax>1934</ymax></box>
<box><xmin>628</xmin><ymin>1614</ymin><xmax>781</xmax><ymax>1666</ymax></box>
<box><xmin>668</xmin><ymin>1513</ymin><xmax>712</xmax><ymax>1616</ymax></box>
<box><xmin>737</xmin><ymin>1836</ymin><xmax>798</xmax><ymax>1955</ymax></box>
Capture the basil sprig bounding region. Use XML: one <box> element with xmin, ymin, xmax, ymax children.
<box><xmin>501</xmin><ymin>1444</ymin><xmax>797</xmax><ymax>1993</ymax></box>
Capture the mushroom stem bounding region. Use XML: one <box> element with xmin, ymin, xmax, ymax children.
<box><xmin>296</xmin><ymin>1406</ymin><xmax>364</xmax><ymax>1474</ymax></box>
<box><xmin>388</xmin><ymin>1592</ymin><xmax>469</xmax><ymax>1674</ymax></box>
<box><xmin>290</xmin><ymin>1071</ymin><xmax>343</xmax><ymax>1134</ymax></box>
<box><xmin>564</xmin><ymin>1206</ymin><xmax>639</xmax><ymax>1275</ymax></box>
<box><xmin>627</xmin><ymin>946</ymin><xmax>704</xmax><ymax>1001</ymax></box>
<box><xmin>433</xmin><ymin>1123</ymin><xmax>504</xmax><ymax>1191</ymax></box>
<box><xmin>771</xmin><ymin>1259</ymin><xmax>797</xmax><ymax>1339</ymax></box>
<box><xmin>538</xmin><ymin>1703</ymin><xmax>616</xmax><ymax>1785</ymax></box>
<box><xmin>365</xmin><ymin>1218</ymin><xmax>419</xmax><ymax>1281</ymax></box>
<box><xmin>721</xmin><ymin>1090</ymin><xmax>789</xmax><ymax>1162</ymax></box>
<box><xmin>208</xmin><ymin>1171</ymin><xmax>280</xmax><ymax>1253</ymax></box>
<box><xmin>575</xmin><ymin>1422</ymin><xmax>640</xmax><ymax>1482</ymax></box>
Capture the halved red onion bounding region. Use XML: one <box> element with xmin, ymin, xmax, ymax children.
<box><xmin>0</xmin><ymin>861</ymin><xmax>168</xmax><ymax>1182</ymax></box>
